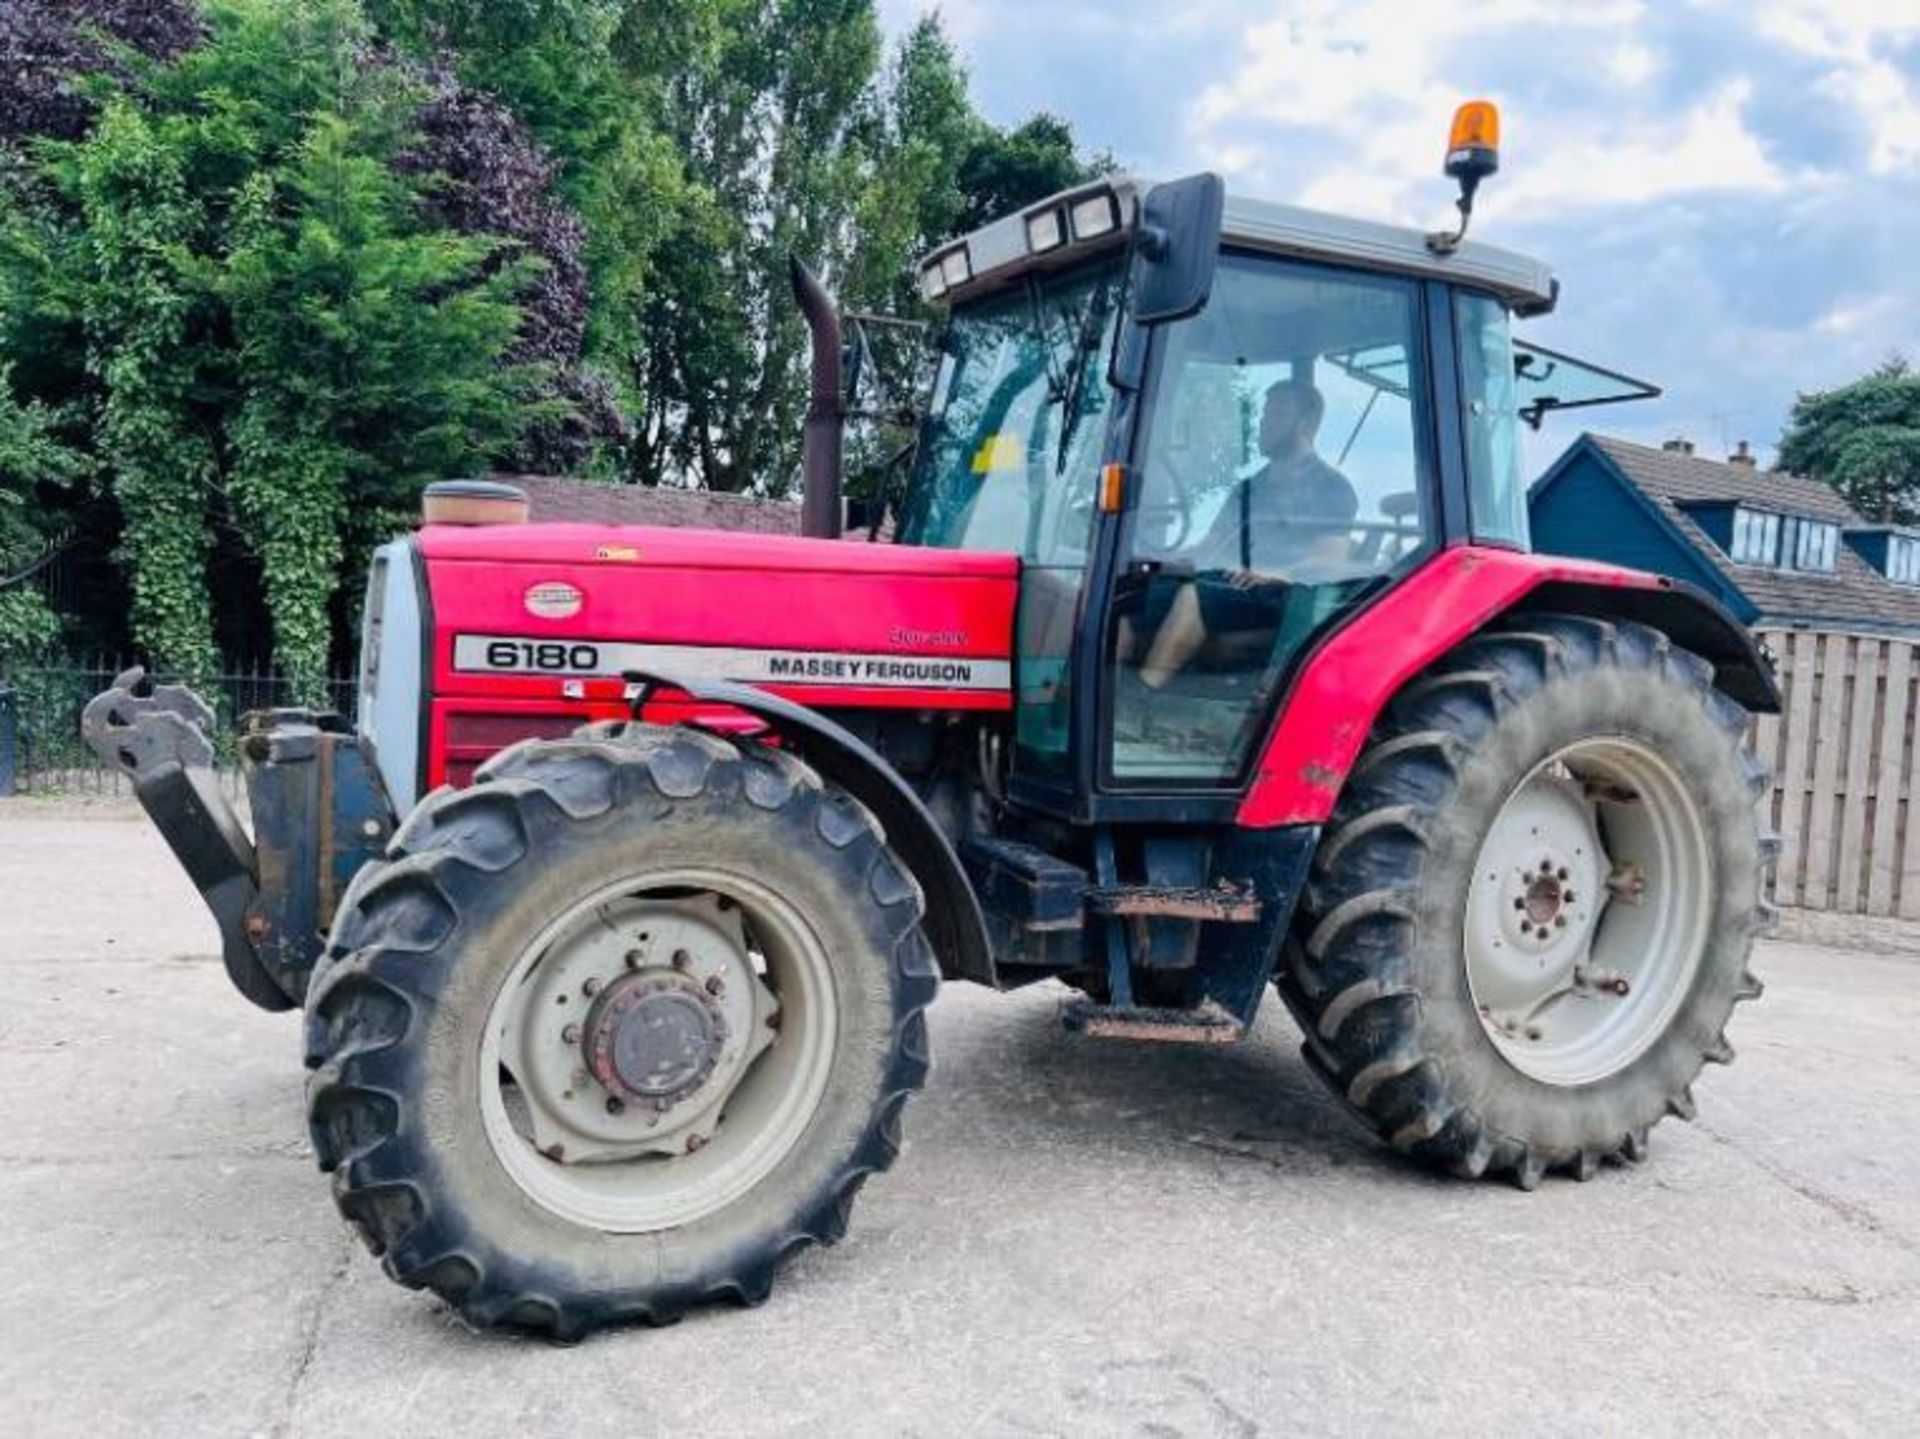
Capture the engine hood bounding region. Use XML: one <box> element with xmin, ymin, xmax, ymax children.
<box><xmin>416</xmin><ymin>522</ymin><xmax>1019</xmax><ymax>719</ymax></box>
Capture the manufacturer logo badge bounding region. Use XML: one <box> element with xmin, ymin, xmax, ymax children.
<box><xmin>524</xmin><ymin>581</ymin><xmax>584</xmax><ymax>620</ymax></box>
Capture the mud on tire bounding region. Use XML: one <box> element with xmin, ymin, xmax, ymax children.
<box><xmin>1278</xmin><ymin>614</ymin><xmax>1775</xmax><ymax>1189</ymax></box>
<box><xmin>302</xmin><ymin>723</ymin><xmax>938</xmax><ymax>1337</ymax></box>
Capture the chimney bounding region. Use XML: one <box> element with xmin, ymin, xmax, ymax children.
<box><xmin>1728</xmin><ymin>440</ymin><xmax>1756</xmax><ymax>468</ymax></box>
<box><xmin>1661</xmin><ymin>437</ymin><xmax>1695</xmax><ymax>456</ymax></box>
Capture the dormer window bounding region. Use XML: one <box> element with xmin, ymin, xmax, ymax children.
<box><xmin>1724</xmin><ymin>507</ymin><xmax>1835</xmax><ymax>571</ymax></box>
<box><xmin>1889</xmin><ymin>535</ymin><xmax>1920</xmax><ymax>585</ymax></box>
<box><xmin>1729</xmin><ymin>507</ymin><xmax>1778</xmax><ymax>564</ymax></box>
<box><xmin>1784</xmin><ymin>516</ymin><xmax>1838</xmax><ymax>572</ymax></box>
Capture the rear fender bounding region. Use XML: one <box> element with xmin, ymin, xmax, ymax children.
<box><xmin>1514</xmin><ymin>577</ymin><xmax>1778</xmax><ymax>712</ymax></box>
<box><xmin>630</xmin><ymin>671</ymin><xmax>997</xmax><ymax>988</ymax></box>
<box><xmin>1237</xmin><ymin>547</ymin><xmax>1780</xmax><ymax>828</ymax></box>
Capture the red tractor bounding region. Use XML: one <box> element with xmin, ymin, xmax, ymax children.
<box><xmin>88</xmin><ymin>108</ymin><xmax>1776</xmax><ymax>1337</ymax></box>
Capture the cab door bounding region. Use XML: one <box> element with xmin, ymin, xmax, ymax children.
<box><xmin>1103</xmin><ymin>252</ymin><xmax>1441</xmax><ymax>790</ymax></box>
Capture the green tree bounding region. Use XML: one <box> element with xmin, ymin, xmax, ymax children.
<box><xmin>70</xmin><ymin>97</ymin><xmax>222</xmax><ymax>684</ymax></box>
<box><xmin>630</xmin><ymin>6</ymin><xmax>1105</xmax><ymax>494</ymax></box>
<box><xmin>633</xmin><ymin>0</ymin><xmax>885</xmax><ymax>493</ymax></box>
<box><xmin>365</xmin><ymin>0</ymin><xmax>688</xmax><ymax>395</ymax></box>
<box><xmin>1778</xmin><ymin>357</ymin><xmax>1920</xmax><ymax>525</ymax></box>
<box><xmin>224</xmin><ymin>118</ymin><xmax>543</xmax><ymax>694</ymax></box>
<box><xmin>954</xmin><ymin>113</ymin><xmax>1108</xmax><ymax>231</ymax></box>
<box><xmin>0</xmin><ymin>365</ymin><xmax>88</xmax><ymax>655</ymax></box>
<box><xmin>0</xmin><ymin>0</ymin><xmax>546</xmax><ymax>692</ymax></box>
<box><xmin>840</xmin><ymin>15</ymin><xmax>976</xmax><ymax>311</ymax></box>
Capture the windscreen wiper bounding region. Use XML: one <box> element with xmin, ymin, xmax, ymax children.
<box><xmin>1052</xmin><ymin>271</ymin><xmax>1118</xmax><ymax>473</ymax></box>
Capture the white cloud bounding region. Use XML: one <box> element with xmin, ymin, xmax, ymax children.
<box><xmin>876</xmin><ymin>0</ymin><xmax>994</xmax><ymax>45</ymax></box>
<box><xmin>1186</xmin><ymin>0</ymin><xmax>1793</xmax><ymax>225</ymax></box>
<box><xmin>1755</xmin><ymin>0</ymin><xmax>1920</xmax><ymax>173</ymax></box>
<box><xmin>877</xmin><ymin>0</ymin><xmax>1918</xmax><ymax>460</ymax></box>
<box><xmin>1498</xmin><ymin>82</ymin><xmax>1786</xmax><ymax>212</ymax></box>
<box><xmin>1192</xmin><ymin>0</ymin><xmax>1641</xmax><ymax>131</ymax></box>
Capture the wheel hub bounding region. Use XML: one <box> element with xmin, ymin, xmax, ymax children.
<box><xmin>490</xmin><ymin>893</ymin><xmax>784</xmax><ymax>1168</ymax></box>
<box><xmin>1497</xmin><ymin>850</ymin><xmax>1587</xmax><ymax>950</ymax></box>
<box><xmin>584</xmin><ymin>972</ymin><xmax>730</xmax><ymax>1109</ymax></box>
<box><xmin>480</xmin><ymin>877</ymin><xmax>838</xmax><ymax>1234</ymax></box>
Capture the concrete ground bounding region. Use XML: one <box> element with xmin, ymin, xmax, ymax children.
<box><xmin>2</xmin><ymin>798</ymin><xmax>1916</xmax><ymax>1438</ymax></box>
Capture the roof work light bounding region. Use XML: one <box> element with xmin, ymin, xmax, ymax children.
<box><xmin>1428</xmin><ymin>99</ymin><xmax>1501</xmax><ymax>255</ymax></box>
<box><xmin>1069</xmin><ymin>192</ymin><xmax>1119</xmax><ymax>241</ymax></box>
<box><xmin>1025</xmin><ymin>208</ymin><xmax>1065</xmax><ymax>253</ymax></box>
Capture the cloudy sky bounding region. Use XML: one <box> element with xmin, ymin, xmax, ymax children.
<box><xmin>879</xmin><ymin>0</ymin><xmax>1919</xmax><ymax>471</ymax></box>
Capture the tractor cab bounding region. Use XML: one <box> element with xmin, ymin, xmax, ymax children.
<box><xmin>891</xmin><ymin>170</ymin><xmax>1652</xmax><ymax>824</ymax></box>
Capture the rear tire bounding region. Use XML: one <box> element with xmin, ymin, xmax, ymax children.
<box><xmin>303</xmin><ymin>723</ymin><xmax>937</xmax><ymax>1336</ymax></box>
<box><xmin>1278</xmin><ymin>615</ymin><xmax>1774</xmax><ymax>1188</ymax></box>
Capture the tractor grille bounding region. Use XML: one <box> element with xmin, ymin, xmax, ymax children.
<box><xmin>441</xmin><ymin>709</ymin><xmax>595</xmax><ymax>787</ymax></box>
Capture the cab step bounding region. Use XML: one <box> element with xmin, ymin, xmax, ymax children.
<box><xmin>1084</xmin><ymin>883</ymin><xmax>1261</xmax><ymax>922</ymax></box>
<box><xmin>1061</xmin><ymin>997</ymin><xmax>1245</xmax><ymax>1044</ymax></box>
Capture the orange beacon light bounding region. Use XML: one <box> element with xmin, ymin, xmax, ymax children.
<box><xmin>1429</xmin><ymin>100</ymin><xmax>1502</xmax><ymax>254</ymax></box>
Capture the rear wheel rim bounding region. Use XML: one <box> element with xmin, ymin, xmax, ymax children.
<box><xmin>1463</xmin><ymin>737</ymin><xmax>1711</xmax><ymax>1086</ymax></box>
<box><xmin>479</xmin><ymin>867</ymin><xmax>837</xmax><ymax>1232</ymax></box>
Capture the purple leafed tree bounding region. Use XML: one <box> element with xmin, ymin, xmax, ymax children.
<box><xmin>0</xmin><ymin>0</ymin><xmax>203</xmax><ymax>141</ymax></box>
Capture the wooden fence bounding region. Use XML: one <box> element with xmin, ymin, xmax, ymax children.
<box><xmin>1753</xmin><ymin>626</ymin><xmax>1920</xmax><ymax>917</ymax></box>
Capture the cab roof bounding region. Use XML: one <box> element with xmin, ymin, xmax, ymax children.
<box><xmin>921</xmin><ymin>173</ymin><xmax>1558</xmax><ymax>317</ymax></box>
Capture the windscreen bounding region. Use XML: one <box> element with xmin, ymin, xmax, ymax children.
<box><xmin>896</xmin><ymin>257</ymin><xmax>1125</xmax><ymax>566</ymax></box>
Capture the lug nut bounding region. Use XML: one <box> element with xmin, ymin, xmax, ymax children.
<box><xmin>705</xmin><ymin>975</ymin><xmax>725</xmax><ymax>996</ymax></box>
<box><xmin>685</xmin><ymin>1133</ymin><xmax>708</xmax><ymax>1155</ymax></box>
<box><xmin>606</xmin><ymin>1096</ymin><xmax>625</xmax><ymax>1115</ymax></box>
<box><xmin>583</xmin><ymin>976</ymin><xmax>602</xmax><ymax>997</ymax></box>
<box><xmin>625</xmin><ymin>949</ymin><xmax>644</xmax><ymax>969</ymax></box>
<box><xmin>1556</xmin><ymin>867</ymin><xmax>1569</xmax><ymax>880</ymax></box>
<box><xmin>562</xmin><ymin>1023</ymin><xmax>581</xmax><ymax>1044</ymax></box>
<box><xmin>672</xmin><ymin>949</ymin><xmax>692</xmax><ymax>971</ymax></box>
<box><xmin>1553</xmin><ymin>916</ymin><xmax>1567</xmax><ymax>929</ymax></box>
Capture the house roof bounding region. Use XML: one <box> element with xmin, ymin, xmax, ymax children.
<box><xmin>501</xmin><ymin>475</ymin><xmax>802</xmax><ymax>535</ymax></box>
<box><xmin>1584</xmin><ymin>436</ymin><xmax>1920</xmax><ymax>634</ymax></box>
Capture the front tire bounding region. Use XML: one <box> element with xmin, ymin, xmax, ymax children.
<box><xmin>1279</xmin><ymin>615</ymin><xmax>1773</xmax><ymax>1188</ymax></box>
<box><xmin>303</xmin><ymin>724</ymin><xmax>937</xmax><ymax>1336</ymax></box>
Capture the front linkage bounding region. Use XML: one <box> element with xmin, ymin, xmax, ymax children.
<box><xmin>82</xmin><ymin>669</ymin><xmax>396</xmax><ymax>1011</ymax></box>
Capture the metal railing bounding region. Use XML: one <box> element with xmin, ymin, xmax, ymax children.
<box><xmin>0</xmin><ymin>657</ymin><xmax>356</xmax><ymax>797</ymax></box>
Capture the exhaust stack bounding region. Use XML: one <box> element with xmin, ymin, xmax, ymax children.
<box><xmin>790</xmin><ymin>256</ymin><xmax>844</xmax><ymax>539</ymax></box>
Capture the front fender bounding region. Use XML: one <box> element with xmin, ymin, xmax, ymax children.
<box><xmin>629</xmin><ymin>670</ymin><xmax>996</xmax><ymax>988</ymax></box>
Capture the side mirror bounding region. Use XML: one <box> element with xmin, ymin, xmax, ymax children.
<box><xmin>1130</xmin><ymin>172</ymin><xmax>1225</xmax><ymax>325</ymax></box>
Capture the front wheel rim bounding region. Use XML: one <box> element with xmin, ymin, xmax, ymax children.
<box><xmin>479</xmin><ymin>867</ymin><xmax>838</xmax><ymax>1233</ymax></box>
<box><xmin>1463</xmin><ymin>737</ymin><xmax>1713</xmax><ymax>1086</ymax></box>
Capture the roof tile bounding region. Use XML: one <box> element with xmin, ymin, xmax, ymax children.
<box><xmin>499</xmin><ymin>474</ymin><xmax>802</xmax><ymax>535</ymax></box>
